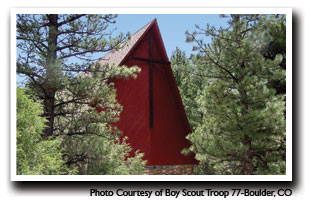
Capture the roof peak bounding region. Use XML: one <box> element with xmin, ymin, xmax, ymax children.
<box><xmin>130</xmin><ymin>18</ymin><xmax>156</xmax><ymax>37</ymax></box>
<box><xmin>100</xmin><ymin>19</ymin><xmax>156</xmax><ymax>66</ymax></box>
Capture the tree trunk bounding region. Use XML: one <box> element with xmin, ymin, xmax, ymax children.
<box><xmin>43</xmin><ymin>89</ymin><xmax>56</xmax><ymax>138</ymax></box>
<box><xmin>43</xmin><ymin>14</ymin><xmax>59</xmax><ymax>138</ymax></box>
<box><xmin>243</xmin><ymin>135</ymin><xmax>253</xmax><ymax>174</ymax></box>
<box><xmin>238</xmin><ymin>59</ymin><xmax>254</xmax><ymax>175</ymax></box>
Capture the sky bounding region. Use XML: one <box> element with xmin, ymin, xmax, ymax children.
<box><xmin>106</xmin><ymin>14</ymin><xmax>229</xmax><ymax>58</ymax></box>
<box><xmin>16</xmin><ymin>14</ymin><xmax>229</xmax><ymax>85</ymax></box>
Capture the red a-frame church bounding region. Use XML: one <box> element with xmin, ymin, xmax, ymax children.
<box><xmin>100</xmin><ymin>19</ymin><xmax>197</xmax><ymax>167</ymax></box>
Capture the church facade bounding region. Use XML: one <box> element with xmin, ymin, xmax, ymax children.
<box><xmin>100</xmin><ymin>19</ymin><xmax>198</xmax><ymax>174</ymax></box>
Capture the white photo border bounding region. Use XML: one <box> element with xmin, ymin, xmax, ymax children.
<box><xmin>11</xmin><ymin>7</ymin><xmax>292</xmax><ymax>181</ymax></box>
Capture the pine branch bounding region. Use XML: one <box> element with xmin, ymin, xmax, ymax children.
<box><xmin>57</xmin><ymin>14</ymin><xmax>86</xmax><ymax>27</ymax></box>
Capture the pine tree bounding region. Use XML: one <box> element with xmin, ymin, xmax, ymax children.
<box><xmin>184</xmin><ymin>15</ymin><xmax>286</xmax><ymax>175</ymax></box>
<box><xmin>16</xmin><ymin>14</ymin><xmax>146</xmax><ymax>174</ymax></box>
<box><xmin>171</xmin><ymin>48</ymin><xmax>205</xmax><ymax>129</ymax></box>
<box><xmin>17</xmin><ymin>88</ymin><xmax>76</xmax><ymax>174</ymax></box>
<box><xmin>263</xmin><ymin>15</ymin><xmax>286</xmax><ymax>95</ymax></box>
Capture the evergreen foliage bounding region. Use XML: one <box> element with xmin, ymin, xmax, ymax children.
<box><xmin>171</xmin><ymin>48</ymin><xmax>205</xmax><ymax>129</ymax></box>
<box><xmin>16</xmin><ymin>14</ymin><xmax>146</xmax><ymax>174</ymax></box>
<box><xmin>172</xmin><ymin>14</ymin><xmax>286</xmax><ymax>175</ymax></box>
<box><xmin>17</xmin><ymin>88</ymin><xmax>75</xmax><ymax>175</ymax></box>
<box><xmin>263</xmin><ymin>15</ymin><xmax>286</xmax><ymax>95</ymax></box>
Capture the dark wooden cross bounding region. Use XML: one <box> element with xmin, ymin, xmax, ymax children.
<box><xmin>130</xmin><ymin>35</ymin><xmax>170</xmax><ymax>128</ymax></box>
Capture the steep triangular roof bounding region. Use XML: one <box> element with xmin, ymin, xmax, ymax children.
<box><xmin>99</xmin><ymin>19</ymin><xmax>196</xmax><ymax>165</ymax></box>
<box><xmin>99</xmin><ymin>19</ymin><xmax>155</xmax><ymax>66</ymax></box>
<box><xmin>101</xmin><ymin>18</ymin><xmax>192</xmax><ymax>134</ymax></box>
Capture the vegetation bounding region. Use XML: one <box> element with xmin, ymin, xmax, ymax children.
<box><xmin>16</xmin><ymin>14</ymin><xmax>146</xmax><ymax>175</ymax></box>
<box><xmin>172</xmin><ymin>14</ymin><xmax>286</xmax><ymax>175</ymax></box>
<box><xmin>17</xmin><ymin>88</ymin><xmax>75</xmax><ymax>174</ymax></box>
<box><xmin>16</xmin><ymin>14</ymin><xmax>286</xmax><ymax>175</ymax></box>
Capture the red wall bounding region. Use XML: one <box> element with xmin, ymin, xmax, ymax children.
<box><xmin>113</xmin><ymin>29</ymin><xmax>197</xmax><ymax>165</ymax></box>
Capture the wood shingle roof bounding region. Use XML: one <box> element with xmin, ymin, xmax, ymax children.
<box><xmin>99</xmin><ymin>19</ymin><xmax>155</xmax><ymax>67</ymax></box>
